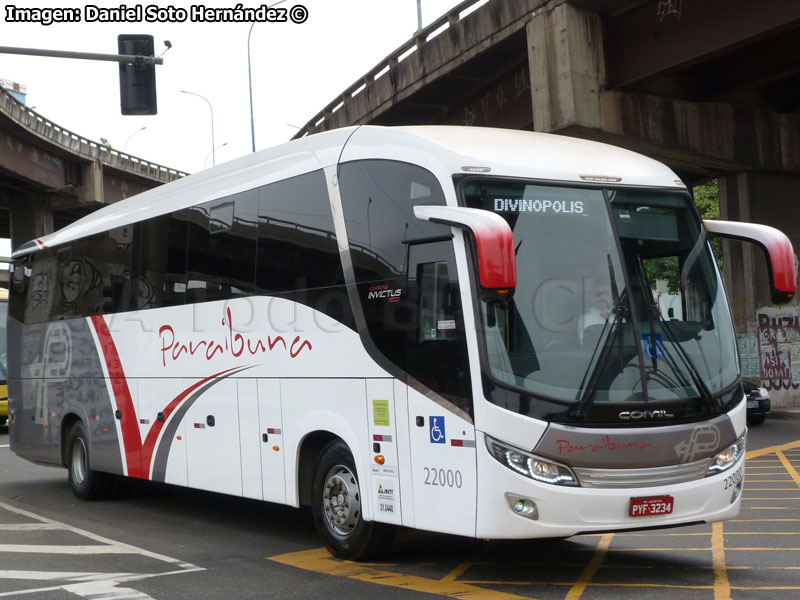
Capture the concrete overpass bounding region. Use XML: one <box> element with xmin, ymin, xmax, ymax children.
<box><xmin>0</xmin><ymin>87</ymin><xmax>185</xmax><ymax>251</ymax></box>
<box><xmin>296</xmin><ymin>0</ymin><xmax>800</xmax><ymax>403</ymax></box>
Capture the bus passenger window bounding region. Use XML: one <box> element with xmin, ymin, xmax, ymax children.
<box><xmin>186</xmin><ymin>191</ymin><xmax>258</xmax><ymax>303</ymax></box>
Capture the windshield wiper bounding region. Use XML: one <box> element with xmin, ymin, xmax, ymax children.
<box><xmin>607</xmin><ymin>254</ymin><xmax>626</xmax><ymax>372</ymax></box>
<box><xmin>571</xmin><ymin>255</ymin><xmax>626</xmax><ymax>419</ymax></box>
<box><xmin>649</xmin><ymin>299</ymin><xmax>713</xmax><ymax>402</ymax></box>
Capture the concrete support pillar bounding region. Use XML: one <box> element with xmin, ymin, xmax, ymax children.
<box><xmin>720</xmin><ymin>171</ymin><xmax>800</xmax><ymax>406</ymax></box>
<box><xmin>9</xmin><ymin>194</ymin><xmax>54</xmax><ymax>252</ymax></box>
<box><xmin>80</xmin><ymin>160</ymin><xmax>104</xmax><ymax>205</ymax></box>
<box><xmin>527</xmin><ymin>2</ymin><xmax>605</xmax><ymax>132</ymax></box>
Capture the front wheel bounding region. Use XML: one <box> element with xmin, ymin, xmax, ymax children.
<box><xmin>311</xmin><ymin>440</ymin><xmax>393</xmax><ymax>560</ymax></box>
<box><xmin>67</xmin><ymin>422</ymin><xmax>113</xmax><ymax>500</ymax></box>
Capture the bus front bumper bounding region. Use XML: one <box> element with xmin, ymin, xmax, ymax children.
<box><xmin>475</xmin><ymin>431</ymin><xmax>744</xmax><ymax>539</ymax></box>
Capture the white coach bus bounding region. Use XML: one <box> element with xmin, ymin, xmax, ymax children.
<box><xmin>8</xmin><ymin>126</ymin><xmax>796</xmax><ymax>559</ymax></box>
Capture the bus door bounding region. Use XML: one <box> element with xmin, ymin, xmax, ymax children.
<box><xmin>405</xmin><ymin>247</ymin><xmax>477</xmax><ymax>538</ymax></box>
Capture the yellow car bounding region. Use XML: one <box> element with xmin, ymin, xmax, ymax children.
<box><xmin>0</xmin><ymin>369</ymin><xmax>6</xmax><ymax>427</ymax></box>
<box><xmin>0</xmin><ymin>287</ymin><xmax>6</xmax><ymax>426</ymax></box>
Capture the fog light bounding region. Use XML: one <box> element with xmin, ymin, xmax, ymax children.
<box><xmin>731</xmin><ymin>479</ymin><xmax>743</xmax><ymax>504</ymax></box>
<box><xmin>506</xmin><ymin>493</ymin><xmax>539</xmax><ymax>520</ymax></box>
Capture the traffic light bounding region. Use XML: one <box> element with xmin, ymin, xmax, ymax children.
<box><xmin>118</xmin><ymin>34</ymin><xmax>157</xmax><ymax>115</ymax></box>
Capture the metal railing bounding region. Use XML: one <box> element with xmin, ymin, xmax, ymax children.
<box><xmin>293</xmin><ymin>0</ymin><xmax>492</xmax><ymax>139</ymax></box>
<box><xmin>0</xmin><ymin>87</ymin><xmax>187</xmax><ymax>181</ymax></box>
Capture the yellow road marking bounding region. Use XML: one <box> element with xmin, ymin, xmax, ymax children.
<box><xmin>747</xmin><ymin>439</ymin><xmax>800</xmax><ymax>460</ymax></box>
<box><xmin>265</xmin><ymin>441</ymin><xmax>800</xmax><ymax>598</ymax></box>
<box><xmin>776</xmin><ymin>451</ymin><xmax>800</xmax><ymax>488</ymax></box>
<box><xmin>268</xmin><ymin>548</ymin><xmax>532</xmax><ymax>600</ymax></box>
<box><xmin>564</xmin><ymin>533</ymin><xmax>613</xmax><ymax>600</ymax></box>
<box><xmin>731</xmin><ymin>518</ymin><xmax>800</xmax><ymax>522</ymax></box>
<box><xmin>441</xmin><ymin>559</ymin><xmax>475</xmax><ymax>582</ymax></box>
<box><xmin>711</xmin><ymin>522</ymin><xmax>731</xmax><ymax>600</ymax></box>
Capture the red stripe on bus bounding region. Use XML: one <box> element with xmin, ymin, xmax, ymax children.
<box><xmin>450</xmin><ymin>439</ymin><xmax>464</xmax><ymax>447</ymax></box>
<box><xmin>90</xmin><ymin>315</ymin><xmax>144</xmax><ymax>478</ymax></box>
<box><xmin>90</xmin><ymin>315</ymin><xmax>242</xmax><ymax>480</ymax></box>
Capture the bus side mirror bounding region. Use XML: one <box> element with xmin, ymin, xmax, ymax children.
<box><xmin>704</xmin><ymin>220</ymin><xmax>797</xmax><ymax>305</ymax></box>
<box><xmin>413</xmin><ymin>205</ymin><xmax>516</xmax><ymax>300</ymax></box>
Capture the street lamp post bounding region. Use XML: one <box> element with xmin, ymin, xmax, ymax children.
<box><xmin>180</xmin><ymin>89</ymin><xmax>216</xmax><ymax>167</ymax></box>
<box><xmin>205</xmin><ymin>142</ymin><xmax>228</xmax><ymax>169</ymax></box>
<box><xmin>247</xmin><ymin>22</ymin><xmax>256</xmax><ymax>153</ymax></box>
<box><xmin>247</xmin><ymin>0</ymin><xmax>287</xmax><ymax>153</ymax></box>
<box><xmin>123</xmin><ymin>126</ymin><xmax>146</xmax><ymax>152</ymax></box>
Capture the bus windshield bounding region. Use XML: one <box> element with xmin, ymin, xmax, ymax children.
<box><xmin>461</xmin><ymin>179</ymin><xmax>738</xmax><ymax>416</ymax></box>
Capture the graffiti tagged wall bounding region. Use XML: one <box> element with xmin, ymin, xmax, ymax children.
<box><xmin>757</xmin><ymin>306</ymin><xmax>800</xmax><ymax>400</ymax></box>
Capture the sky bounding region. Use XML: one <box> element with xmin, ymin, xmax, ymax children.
<box><xmin>1</xmin><ymin>0</ymin><xmax>475</xmax><ymax>175</ymax></box>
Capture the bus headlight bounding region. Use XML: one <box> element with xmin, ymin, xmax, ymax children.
<box><xmin>708</xmin><ymin>433</ymin><xmax>747</xmax><ymax>475</ymax></box>
<box><xmin>486</xmin><ymin>436</ymin><xmax>578</xmax><ymax>486</ymax></box>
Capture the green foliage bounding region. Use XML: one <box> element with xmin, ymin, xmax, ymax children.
<box><xmin>643</xmin><ymin>181</ymin><xmax>721</xmax><ymax>294</ymax></box>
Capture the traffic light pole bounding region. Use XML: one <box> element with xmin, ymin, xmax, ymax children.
<box><xmin>0</xmin><ymin>45</ymin><xmax>162</xmax><ymax>66</ymax></box>
<box><xmin>1</xmin><ymin>37</ymin><xmax>162</xmax><ymax>115</ymax></box>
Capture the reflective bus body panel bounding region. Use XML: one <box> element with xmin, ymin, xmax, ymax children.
<box><xmin>7</xmin><ymin>126</ymin><xmax>765</xmax><ymax>542</ymax></box>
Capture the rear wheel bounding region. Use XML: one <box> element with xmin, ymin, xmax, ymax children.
<box><xmin>311</xmin><ymin>440</ymin><xmax>393</xmax><ymax>560</ymax></box>
<box><xmin>67</xmin><ymin>422</ymin><xmax>113</xmax><ymax>500</ymax></box>
<box><xmin>748</xmin><ymin>414</ymin><xmax>766</xmax><ymax>426</ymax></box>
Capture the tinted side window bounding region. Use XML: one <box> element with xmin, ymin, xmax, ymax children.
<box><xmin>256</xmin><ymin>170</ymin><xmax>344</xmax><ymax>294</ymax></box>
<box><xmin>134</xmin><ymin>213</ymin><xmax>188</xmax><ymax>309</ymax></box>
<box><xmin>11</xmin><ymin>250</ymin><xmax>58</xmax><ymax>325</ymax></box>
<box><xmin>187</xmin><ymin>191</ymin><xmax>258</xmax><ymax>303</ymax></box>
<box><xmin>339</xmin><ymin>160</ymin><xmax>472</xmax><ymax>414</ymax></box>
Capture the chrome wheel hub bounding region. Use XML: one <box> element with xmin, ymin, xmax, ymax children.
<box><xmin>322</xmin><ymin>465</ymin><xmax>360</xmax><ymax>536</ymax></box>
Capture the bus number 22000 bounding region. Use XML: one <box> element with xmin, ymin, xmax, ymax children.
<box><xmin>424</xmin><ymin>467</ymin><xmax>463</xmax><ymax>488</ymax></box>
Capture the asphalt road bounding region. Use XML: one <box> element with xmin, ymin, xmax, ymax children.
<box><xmin>0</xmin><ymin>418</ymin><xmax>798</xmax><ymax>600</ymax></box>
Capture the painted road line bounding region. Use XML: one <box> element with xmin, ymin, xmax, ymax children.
<box><xmin>776</xmin><ymin>451</ymin><xmax>800</xmax><ymax>487</ymax></box>
<box><xmin>0</xmin><ymin>500</ymin><xmax>199</xmax><ymax>568</ymax></box>
<box><xmin>0</xmin><ymin>524</ymin><xmax>62</xmax><ymax>531</ymax></box>
<box><xmin>269</xmin><ymin>548</ymin><xmax>532</xmax><ymax>600</ymax></box>
<box><xmin>64</xmin><ymin>581</ymin><xmax>157</xmax><ymax>599</ymax></box>
<box><xmin>440</xmin><ymin>558</ymin><xmax>476</xmax><ymax>582</ymax></box>
<box><xmin>746</xmin><ymin>439</ymin><xmax>800</xmax><ymax>460</ymax></box>
<box><xmin>0</xmin><ymin>501</ymin><xmax>205</xmax><ymax>598</ymax></box>
<box><xmin>565</xmin><ymin>533</ymin><xmax>613</xmax><ymax>600</ymax></box>
<box><xmin>0</xmin><ymin>571</ymin><xmax>130</xmax><ymax>581</ymax></box>
<box><xmin>711</xmin><ymin>522</ymin><xmax>731</xmax><ymax>600</ymax></box>
<box><xmin>0</xmin><ymin>545</ymin><xmax>139</xmax><ymax>554</ymax></box>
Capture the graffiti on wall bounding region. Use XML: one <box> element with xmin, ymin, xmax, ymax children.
<box><xmin>757</xmin><ymin>306</ymin><xmax>800</xmax><ymax>391</ymax></box>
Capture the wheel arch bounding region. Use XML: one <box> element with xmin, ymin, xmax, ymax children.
<box><xmin>60</xmin><ymin>413</ymin><xmax>83</xmax><ymax>467</ymax></box>
<box><xmin>297</xmin><ymin>430</ymin><xmax>340</xmax><ymax>507</ymax></box>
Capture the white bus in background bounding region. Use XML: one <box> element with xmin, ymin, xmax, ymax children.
<box><xmin>8</xmin><ymin>126</ymin><xmax>796</xmax><ymax>559</ymax></box>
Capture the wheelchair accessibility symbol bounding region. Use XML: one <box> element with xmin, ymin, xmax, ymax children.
<box><xmin>429</xmin><ymin>416</ymin><xmax>446</xmax><ymax>444</ymax></box>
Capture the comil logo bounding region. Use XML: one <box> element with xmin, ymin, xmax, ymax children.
<box><xmin>619</xmin><ymin>410</ymin><xmax>675</xmax><ymax>420</ymax></box>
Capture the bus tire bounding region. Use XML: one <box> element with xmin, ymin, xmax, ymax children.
<box><xmin>66</xmin><ymin>422</ymin><xmax>113</xmax><ymax>501</ymax></box>
<box><xmin>311</xmin><ymin>439</ymin><xmax>393</xmax><ymax>560</ymax></box>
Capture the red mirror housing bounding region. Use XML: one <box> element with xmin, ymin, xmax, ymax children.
<box><xmin>704</xmin><ymin>219</ymin><xmax>797</xmax><ymax>305</ymax></box>
<box><xmin>413</xmin><ymin>206</ymin><xmax>517</xmax><ymax>293</ymax></box>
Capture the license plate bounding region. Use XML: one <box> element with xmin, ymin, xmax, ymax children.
<box><xmin>629</xmin><ymin>495</ymin><xmax>674</xmax><ymax>517</ymax></box>
<box><xmin>747</xmin><ymin>400</ymin><xmax>758</xmax><ymax>409</ymax></box>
